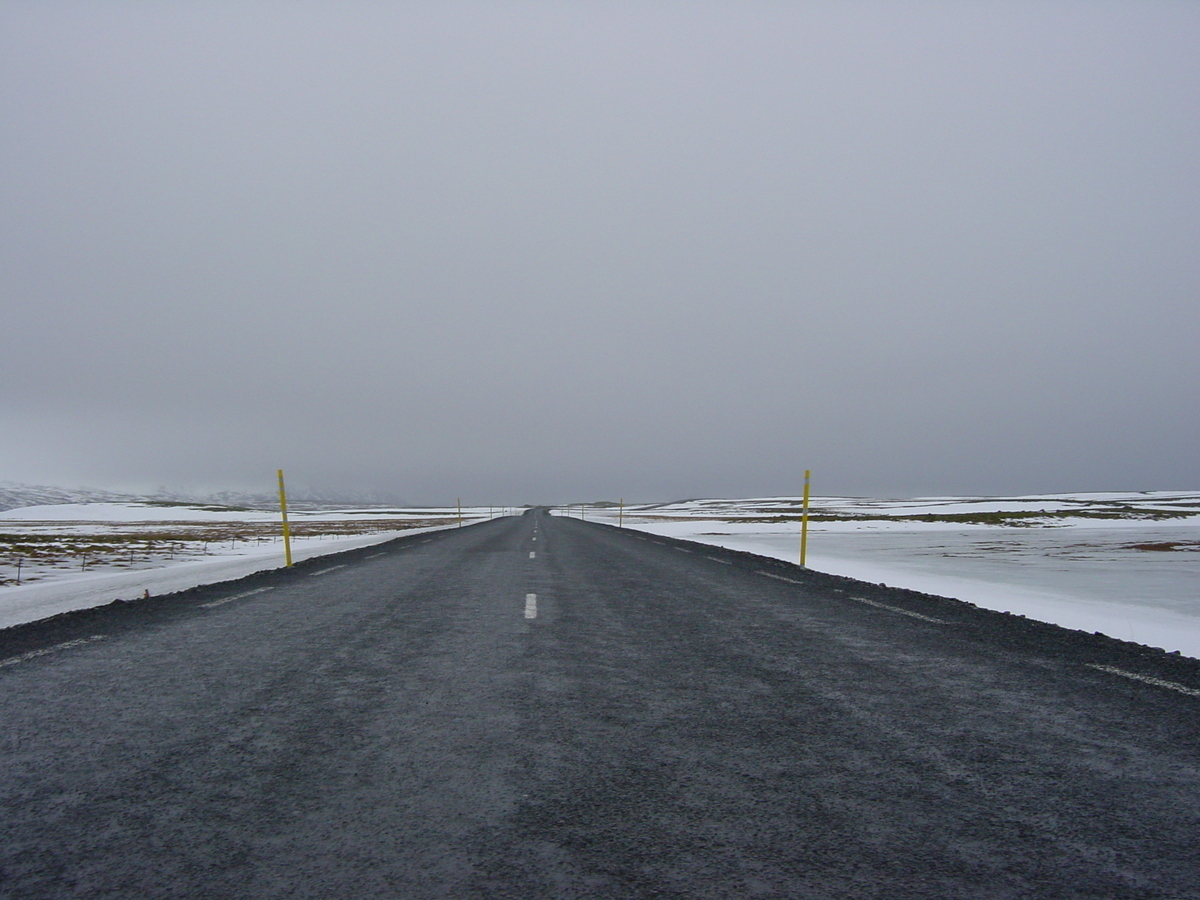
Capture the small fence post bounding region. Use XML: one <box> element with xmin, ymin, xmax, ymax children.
<box><xmin>799</xmin><ymin>469</ymin><xmax>811</xmax><ymax>567</ymax></box>
<box><xmin>278</xmin><ymin>469</ymin><xmax>294</xmax><ymax>567</ymax></box>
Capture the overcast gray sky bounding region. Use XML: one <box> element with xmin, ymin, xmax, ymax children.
<box><xmin>2</xmin><ymin>1</ymin><xmax>1197</xmax><ymax>503</ymax></box>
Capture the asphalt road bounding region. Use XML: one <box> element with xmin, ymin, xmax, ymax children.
<box><xmin>2</xmin><ymin>509</ymin><xmax>1199</xmax><ymax>899</ymax></box>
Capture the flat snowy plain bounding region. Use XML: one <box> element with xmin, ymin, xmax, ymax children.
<box><xmin>0</xmin><ymin>502</ymin><xmax>499</xmax><ymax>630</ymax></box>
<box><xmin>580</xmin><ymin>491</ymin><xmax>1200</xmax><ymax>659</ymax></box>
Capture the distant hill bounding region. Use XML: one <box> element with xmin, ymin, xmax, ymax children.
<box><xmin>0</xmin><ymin>482</ymin><xmax>413</xmax><ymax>512</ymax></box>
<box><xmin>0</xmin><ymin>482</ymin><xmax>145</xmax><ymax>512</ymax></box>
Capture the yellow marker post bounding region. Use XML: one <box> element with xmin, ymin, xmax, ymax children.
<box><xmin>457</xmin><ymin>498</ymin><xmax>462</xmax><ymax>527</ymax></box>
<box><xmin>799</xmin><ymin>469</ymin><xmax>811</xmax><ymax>567</ymax></box>
<box><xmin>277</xmin><ymin>469</ymin><xmax>293</xmax><ymax>568</ymax></box>
<box><xmin>619</xmin><ymin>498</ymin><xmax>624</xmax><ymax>529</ymax></box>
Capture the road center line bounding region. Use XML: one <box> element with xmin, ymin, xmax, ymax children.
<box><xmin>365</xmin><ymin>553</ymin><xmax>384</xmax><ymax>559</ymax></box>
<box><xmin>0</xmin><ymin>635</ymin><xmax>105</xmax><ymax>669</ymax></box>
<box><xmin>851</xmin><ymin>596</ymin><xmax>946</xmax><ymax>624</ymax></box>
<box><xmin>310</xmin><ymin>565</ymin><xmax>346</xmax><ymax>576</ymax></box>
<box><xmin>201</xmin><ymin>586</ymin><xmax>274</xmax><ymax>609</ymax></box>
<box><xmin>1086</xmin><ymin>664</ymin><xmax>1200</xmax><ymax>698</ymax></box>
<box><xmin>524</xmin><ymin>593</ymin><xmax>538</xmax><ymax>619</ymax></box>
<box><xmin>705</xmin><ymin>556</ymin><xmax>732</xmax><ymax>564</ymax></box>
<box><xmin>675</xmin><ymin>547</ymin><xmax>692</xmax><ymax>553</ymax></box>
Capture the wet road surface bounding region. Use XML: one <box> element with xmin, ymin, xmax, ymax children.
<box><xmin>2</xmin><ymin>509</ymin><xmax>1199</xmax><ymax>898</ymax></box>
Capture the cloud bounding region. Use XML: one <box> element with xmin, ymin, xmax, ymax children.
<box><xmin>2</xmin><ymin>2</ymin><xmax>1197</xmax><ymax>501</ymax></box>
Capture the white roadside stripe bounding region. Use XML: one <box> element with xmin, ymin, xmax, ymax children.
<box><xmin>310</xmin><ymin>565</ymin><xmax>346</xmax><ymax>576</ymax></box>
<box><xmin>524</xmin><ymin>593</ymin><xmax>538</xmax><ymax>619</ymax></box>
<box><xmin>0</xmin><ymin>635</ymin><xmax>105</xmax><ymax>669</ymax></box>
<box><xmin>1087</xmin><ymin>664</ymin><xmax>1200</xmax><ymax>698</ymax></box>
<box><xmin>852</xmin><ymin>596</ymin><xmax>946</xmax><ymax>624</ymax></box>
<box><xmin>201</xmin><ymin>587</ymin><xmax>274</xmax><ymax>609</ymax></box>
<box><xmin>758</xmin><ymin>570</ymin><xmax>803</xmax><ymax>584</ymax></box>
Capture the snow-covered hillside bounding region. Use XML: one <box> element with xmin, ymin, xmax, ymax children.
<box><xmin>0</xmin><ymin>482</ymin><xmax>145</xmax><ymax>512</ymax></box>
<box><xmin>0</xmin><ymin>481</ymin><xmax>415</xmax><ymax>513</ymax></box>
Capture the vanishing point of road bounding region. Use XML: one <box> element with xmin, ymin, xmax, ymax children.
<box><xmin>2</xmin><ymin>510</ymin><xmax>1199</xmax><ymax>898</ymax></box>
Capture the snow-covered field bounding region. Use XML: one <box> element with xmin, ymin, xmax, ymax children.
<box><xmin>0</xmin><ymin>502</ymin><xmax>510</xmax><ymax>630</ymax></box>
<box><xmin>575</xmin><ymin>492</ymin><xmax>1200</xmax><ymax>659</ymax></box>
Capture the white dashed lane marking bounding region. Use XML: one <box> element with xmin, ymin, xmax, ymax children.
<box><xmin>1087</xmin><ymin>664</ymin><xmax>1200</xmax><ymax>698</ymax></box>
<box><xmin>365</xmin><ymin>553</ymin><xmax>384</xmax><ymax>559</ymax></box>
<box><xmin>0</xmin><ymin>635</ymin><xmax>105</xmax><ymax>669</ymax></box>
<box><xmin>756</xmin><ymin>572</ymin><xmax>945</xmax><ymax>623</ymax></box>
<box><xmin>310</xmin><ymin>565</ymin><xmax>346</xmax><ymax>576</ymax></box>
<box><xmin>524</xmin><ymin>593</ymin><xmax>538</xmax><ymax>619</ymax></box>
<box><xmin>201</xmin><ymin>587</ymin><xmax>274</xmax><ymax>609</ymax></box>
<box><xmin>851</xmin><ymin>596</ymin><xmax>946</xmax><ymax>624</ymax></box>
<box><xmin>758</xmin><ymin>571</ymin><xmax>803</xmax><ymax>584</ymax></box>
<box><xmin>705</xmin><ymin>556</ymin><xmax>731</xmax><ymax>565</ymax></box>
<box><xmin>529</xmin><ymin>551</ymin><xmax>536</xmax><ymax>559</ymax></box>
